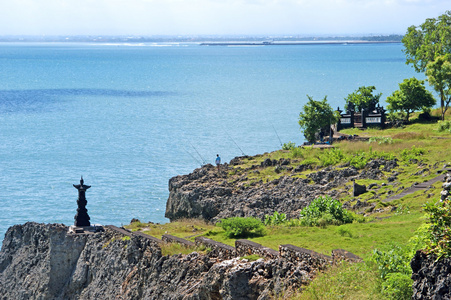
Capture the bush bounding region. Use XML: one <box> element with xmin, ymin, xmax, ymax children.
<box><xmin>282</xmin><ymin>141</ymin><xmax>296</xmax><ymax>150</ymax></box>
<box><xmin>218</xmin><ymin>217</ymin><xmax>266</xmax><ymax>238</ymax></box>
<box><xmin>316</xmin><ymin>148</ymin><xmax>346</xmax><ymax>167</ymax></box>
<box><xmin>371</xmin><ymin>244</ymin><xmax>411</xmax><ymax>279</ymax></box>
<box><xmin>381</xmin><ymin>273</ymin><xmax>413</xmax><ymax>300</ymax></box>
<box><xmin>264</xmin><ymin>211</ymin><xmax>287</xmax><ymax>226</ymax></box>
<box><xmin>400</xmin><ymin>146</ymin><xmax>425</xmax><ymax>162</ymax></box>
<box><xmin>370</xmin><ymin>225</ymin><xmax>428</xmax><ymax>300</ymax></box>
<box><xmin>299</xmin><ymin>195</ymin><xmax>354</xmax><ymax>227</ymax></box>
<box><xmin>290</xmin><ymin>147</ymin><xmax>304</xmax><ymax>158</ymax></box>
<box><xmin>438</xmin><ymin>120</ymin><xmax>451</xmax><ymax>132</ymax></box>
<box><xmin>423</xmin><ymin>199</ymin><xmax>451</xmax><ymax>258</ymax></box>
<box><xmin>370</xmin><ymin>243</ymin><xmax>413</xmax><ymax>299</ymax></box>
<box><xmin>349</xmin><ymin>150</ymin><xmax>396</xmax><ymax>169</ymax></box>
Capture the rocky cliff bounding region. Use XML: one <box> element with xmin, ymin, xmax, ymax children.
<box><xmin>0</xmin><ymin>222</ymin><xmax>312</xmax><ymax>300</ymax></box>
<box><xmin>165</xmin><ymin>156</ymin><xmax>398</xmax><ymax>222</ymax></box>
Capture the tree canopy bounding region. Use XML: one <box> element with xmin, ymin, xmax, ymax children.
<box><xmin>298</xmin><ymin>95</ymin><xmax>339</xmax><ymax>144</ymax></box>
<box><xmin>402</xmin><ymin>11</ymin><xmax>451</xmax><ymax>119</ymax></box>
<box><xmin>402</xmin><ymin>11</ymin><xmax>451</xmax><ymax>73</ymax></box>
<box><xmin>386</xmin><ymin>77</ymin><xmax>436</xmax><ymax>121</ymax></box>
<box><xmin>426</xmin><ymin>54</ymin><xmax>451</xmax><ymax>120</ymax></box>
<box><xmin>344</xmin><ymin>86</ymin><xmax>381</xmax><ymax>112</ymax></box>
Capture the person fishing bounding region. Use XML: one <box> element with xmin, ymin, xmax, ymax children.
<box><xmin>215</xmin><ymin>154</ymin><xmax>221</xmax><ymax>171</ymax></box>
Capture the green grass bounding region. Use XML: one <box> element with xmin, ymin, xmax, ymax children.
<box><xmin>295</xmin><ymin>261</ymin><xmax>382</xmax><ymax>300</ymax></box>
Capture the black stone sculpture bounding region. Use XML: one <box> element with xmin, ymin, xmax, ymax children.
<box><xmin>73</xmin><ymin>177</ymin><xmax>91</xmax><ymax>227</ymax></box>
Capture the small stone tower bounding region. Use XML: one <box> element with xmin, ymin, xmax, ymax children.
<box><xmin>73</xmin><ymin>176</ymin><xmax>91</xmax><ymax>227</ymax></box>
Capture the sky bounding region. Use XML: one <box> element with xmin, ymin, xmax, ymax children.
<box><xmin>0</xmin><ymin>0</ymin><xmax>449</xmax><ymax>36</ymax></box>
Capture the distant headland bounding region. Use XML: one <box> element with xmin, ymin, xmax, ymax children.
<box><xmin>0</xmin><ymin>34</ymin><xmax>403</xmax><ymax>44</ymax></box>
<box><xmin>199</xmin><ymin>40</ymin><xmax>401</xmax><ymax>46</ymax></box>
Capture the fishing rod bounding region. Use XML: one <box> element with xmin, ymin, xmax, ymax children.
<box><xmin>272</xmin><ymin>124</ymin><xmax>283</xmax><ymax>147</ymax></box>
<box><xmin>189</xmin><ymin>142</ymin><xmax>207</xmax><ymax>165</ymax></box>
<box><xmin>225</xmin><ymin>131</ymin><xmax>245</xmax><ymax>156</ymax></box>
<box><xmin>183</xmin><ymin>147</ymin><xmax>203</xmax><ymax>167</ymax></box>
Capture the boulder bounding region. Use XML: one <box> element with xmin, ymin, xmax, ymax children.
<box><xmin>353</xmin><ymin>181</ymin><xmax>367</xmax><ymax>196</ymax></box>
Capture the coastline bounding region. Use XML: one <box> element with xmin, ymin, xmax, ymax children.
<box><xmin>200</xmin><ymin>40</ymin><xmax>401</xmax><ymax>46</ymax></box>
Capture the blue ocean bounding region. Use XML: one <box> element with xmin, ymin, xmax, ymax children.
<box><xmin>0</xmin><ymin>42</ymin><xmax>421</xmax><ymax>243</ymax></box>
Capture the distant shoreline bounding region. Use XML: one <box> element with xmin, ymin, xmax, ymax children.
<box><xmin>200</xmin><ymin>41</ymin><xmax>401</xmax><ymax>46</ymax></box>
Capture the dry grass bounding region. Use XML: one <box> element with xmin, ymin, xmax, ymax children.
<box><xmin>160</xmin><ymin>242</ymin><xmax>210</xmax><ymax>256</ymax></box>
<box><xmin>392</xmin><ymin>131</ymin><xmax>429</xmax><ymax>140</ymax></box>
<box><xmin>126</xmin><ymin>218</ymin><xmax>216</xmax><ymax>241</ymax></box>
<box><xmin>338</xmin><ymin>139</ymin><xmax>423</xmax><ymax>155</ymax></box>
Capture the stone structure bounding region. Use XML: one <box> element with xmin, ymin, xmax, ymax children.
<box><xmin>235</xmin><ymin>239</ymin><xmax>279</xmax><ymax>259</ymax></box>
<box><xmin>194</xmin><ymin>236</ymin><xmax>236</xmax><ymax>259</ymax></box>
<box><xmin>337</xmin><ymin>105</ymin><xmax>386</xmax><ymax>131</ymax></box>
<box><xmin>353</xmin><ymin>180</ymin><xmax>367</xmax><ymax>196</ymax></box>
<box><xmin>162</xmin><ymin>234</ymin><xmax>195</xmax><ymax>247</ymax></box>
<box><xmin>279</xmin><ymin>244</ymin><xmax>332</xmax><ymax>271</ymax></box>
<box><xmin>331</xmin><ymin>249</ymin><xmax>363</xmax><ymax>263</ymax></box>
<box><xmin>73</xmin><ymin>177</ymin><xmax>91</xmax><ymax>227</ymax></box>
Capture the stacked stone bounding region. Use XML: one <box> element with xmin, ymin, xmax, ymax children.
<box><xmin>195</xmin><ymin>236</ymin><xmax>236</xmax><ymax>259</ymax></box>
<box><xmin>441</xmin><ymin>173</ymin><xmax>451</xmax><ymax>201</ymax></box>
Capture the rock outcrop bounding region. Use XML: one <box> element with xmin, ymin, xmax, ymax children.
<box><xmin>165</xmin><ymin>157</ymin><xmax>398</xmax><ymax>222</ymax></box>
<box><xmin>0</xmin><ymin>222</ymin><xmax>312</xmax><ymax>300</ymax></box>
<box><xmin>411</xmin><ymin>251</ymin><xmax>451</xmax><ymax>300</ymax></box>
<box><xmin>411</xmin><ymin>172</ymin><xmax>451</xmax><ymax>299</ymax></box>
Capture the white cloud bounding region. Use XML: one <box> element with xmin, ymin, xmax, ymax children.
<box><xmin>0</xmin><ymin>0</ymin><xmax>449</xmax><ymax>35</ymax></box>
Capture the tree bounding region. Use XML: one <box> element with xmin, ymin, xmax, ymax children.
<box><xmin>402</xmin><ymin>11</ymin><xmax>451</xmax><ymax>120</ymax></box>
<box><xmin>298</xmin><ymin>95</ymin><xmax>339</xmax><ymax>144</ymax></box>
<box><xmin>344</xmin><ymin>86</ymin><xmax>381</xmax><ymax>112</ymax></box>
<box><xmin>426</xmin><ymin>54</ymin><xmax>451</xmax><ymax>120</ymax></box>
<box><xmin>386</xmin><ymin>77</ymin><xmax>436</xmax><ymax>122</ymax></box>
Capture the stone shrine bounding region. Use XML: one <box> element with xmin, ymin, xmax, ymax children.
<box><xmin>73</xmin><ymin>176</ymin><xmax>91</xmax><ymax>226</ymax></box>
<box><xmin>69</xmin><ymin>177</ymin><xmax>103</xmax><ymax>234</ymax></box>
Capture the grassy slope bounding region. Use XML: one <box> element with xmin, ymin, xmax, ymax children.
<box><xmin>127</xmin><ymin>113</ymin><xmax>451</xmax><ymax>299</ymax></box>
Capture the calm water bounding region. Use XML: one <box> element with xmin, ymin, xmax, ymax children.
<box><xmin>0</xmin><ymin>42</ymin><xmax>421</xmax><ymax>243</ymax></box>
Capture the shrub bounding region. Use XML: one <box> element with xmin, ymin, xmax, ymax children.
<box><xmin>348</xmin><ymin>150</ymin><xmax>396</xmax><ymax>169</ymax></box>
<box><xmin>371</xmin><ymin>244</ymin><xmax>411</xmax><ymax>279</ymax></box>
<box><xmin>336</xmin><ymin>226</ymin><xmax>353</xmax><ymax>237</ymax></box>
<box><xmin>299</xmin><ymin>195</ymin><xmax>354</xmax><ymax>227</ymax></box>
<box><xmin>282</xmin><ymin>141</ymin><xmax>296</xmax><ymax>150</ymax></box>
<box><xmin>370</xmin><ymin>225</ymin><xmax>429</xmax><ymax>300</ymax></box>
<box><xmin>381</xmin><ymin>273</ymin><xmax>413</xmax><ymax>300</ymax></box>
<box><xmin>400</xmin><ymin>146</ymin><xmax>425</xmax><ymax>162</ymax></box>
<box><xmin>438</xmin><ymin>120</ymin><xmax>451</xmax><ymax>132</ymax></box>
<box><xmin>371</xmin><ymin>244</ymin><xmax>414</xmax><ymax>299</ymax></box>
<box><xmin>264</xmin><ymin>211</ymin><xmax>287</xmax><ymax>226</ymax></box>
<box><xmin>316</xmin><ymin>148</ymin><xmax>346</xmax><ymax>167</ymax></box>
<box><xmin>423</xmin><ymin>199</ymin><xmax>451</xmax><ymax>258</ymax></box>
<box><xmin>290</xmin><ymin>147</ymin><xmax>304</xmax><ymax>158</ymax></box>
<box><xmin>218</xmin><ymin>217</ymin><xmax>266</xmax><ymax>238</ymax></box>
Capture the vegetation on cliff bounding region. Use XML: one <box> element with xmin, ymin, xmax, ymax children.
<box><xmin>127</xmin><ymin>108</ymin><xmax>451</xmax><ymax>299</ymax></box>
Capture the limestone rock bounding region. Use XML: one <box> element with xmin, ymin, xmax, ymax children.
<box><xmin>0</xmin><ymin>222</ymin><xmax>311</xmax><ymax>300</ymax></box>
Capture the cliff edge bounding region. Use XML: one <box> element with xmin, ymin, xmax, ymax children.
<box><xmin>165</xmin><ymin>155</ymin><xmax>398</xmax><ymax>222</ymax></box>
<box><xmin>0</xmin><ymin>222</ymin><xmax>310</xmax><ymax>300</ymax></box>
